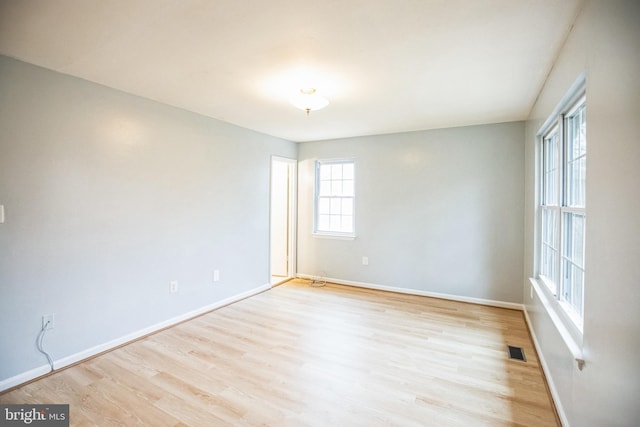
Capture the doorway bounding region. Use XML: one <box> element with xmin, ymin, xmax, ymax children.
<box><xmin>270</xmin><ymin>156</ymin><xmax>297</xmax><ymax>286</ymax></box>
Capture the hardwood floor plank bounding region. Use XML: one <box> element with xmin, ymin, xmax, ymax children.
<box><xmin>1</xmin><ymin>279</ymin><xmax>559</xmax><ymax>426</ymax></box>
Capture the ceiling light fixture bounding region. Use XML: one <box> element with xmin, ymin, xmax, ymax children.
<box><xmin>290</xmin><ymin>88</ymin><xmax>329</xmax><ymax>115</ymax></box>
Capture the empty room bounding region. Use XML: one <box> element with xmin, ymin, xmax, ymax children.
<box><xmin>0</xmin><ymin>1</ymin><xmax>638</xmax><ymax>426</ymax></box>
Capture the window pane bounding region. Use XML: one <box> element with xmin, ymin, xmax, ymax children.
<box><xmin>567</xmin><ymin>156</ymin><xmax>586</xmax><ymax>207</ymax></box>
<box><xmin>331</xmin><ymin>180</ymin><xmax>342</xmax><ymax>196</ymax></box>
<box><xmin>561</xmin><ymin>211</ymin><xmax>585</xmax><ymax>319</ymax></box>
<box><xmin>331</xmin><ymin>164</ymin><xmax>343</xmax><ymax>180</ymax></box>
<box><xmin>543</xmin><ymin>131</ymin><xmax>559</xmax><ymax>205</ymax></box>
<box><xmin>563</xmin><ymin>212</ymin><xmax>585</xmax><ymax>268</ymax></box>
<box><xmin>541</xmin><ymin>208</ymin><xmax>558</xmax><ymax>248</ymax></box>
<box><xmin>541</xmin><ymin>208</ymin><xmax>558</xmax><ymax>286</ymax></box>
<box><xmin>320</xmin><ymin>164</ymin><xmax>331</xmax><ymax>180</ymax></box>
<box><xmin>541</xmin><ymin>245</ymin><xmax>558</xmax><ymax>292</ymax></box>
<box><xmin>318</xmin><ymin>198</ymin><xmax>330</xmax><ymax>215</ymax></box>
<box><xmin>329</xmin><ymin>214</ymin><xmax>341</xmax><ymax>230</ymax></box>
<box><xmin>318</xmin><ymin>214</ymin><xmax>330</xmax><ymax>231</ymax></box>
<box><xmin>342</xmin><ymin>198</ymin><xmax>353</xmax><ymax>215</ymax></box>
<box><xmin>330</xmin><ymin>198</ymin><xmax>341</xmax><ymax>215</ymax></box>
<box><xmin>566</xmin><ymin>102</ymin><xmax>586</xmax><ymax>208</ymax></box>
<box><xmin>319</xmin><ymin>180</ymin><xmax>331</xmax><ymax>196</ymax></box>
<box><xmin>567</xmin><ymin>104</ymin><xmax>587</xmax><ymax>158</ymax></box>
<box><xmin>561</xmin><ymin>260</ymin><xmax>584</xmax><ymax>318</ymax></box>
<box><xmin>342</xmin><ymin>179</ymin><xmax>354</xmax><ymax>196</ymax></box>
<box><xmin>573</xmin><ymin>214</ymin><xmax>585</xmax><ymax>267</ymax></box>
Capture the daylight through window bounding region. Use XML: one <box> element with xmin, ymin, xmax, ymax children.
<box><xmin>314</xmin><ymin>160</ymin><xmax>355</xmax><ymax>236</ymax></box>
<box><xmin>539</xmin><ymin>93</ymin><xmax>586</xmax><ymax>328</ymax></box>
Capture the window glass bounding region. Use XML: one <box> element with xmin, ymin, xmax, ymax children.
<box><xmin>315</xmin><ymin>160</ymin><xmax>355</xmax><ymax>235</ymax></box>
<box><xmin>538</xmin><ymin>94</ymin><xmax>586</xmax><ymax>328</ymax></box>
<box><xmin>543</xmin><ymin>130</ymin><xmax>559</xmax><ymax>206</ymax></box>
<box><xmin>566</xmin><ymin>104</ymin><xmax>587</xmax><ymax>208</ymax></box>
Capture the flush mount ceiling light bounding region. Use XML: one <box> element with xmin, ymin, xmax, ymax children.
<box><xmin>289</xmin><ymin>88</ymin><xmax>329</xmax><ymax>115</ymax></box>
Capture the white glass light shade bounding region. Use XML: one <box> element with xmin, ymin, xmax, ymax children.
<box><xmin>289</xmin><ymin>88</ymin><xmax>329</xmax><ymax>114</ymax></box>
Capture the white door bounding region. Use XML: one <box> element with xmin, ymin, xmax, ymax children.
<box><xmin>270</xmin><ymin>157</ymin><xmax>296</xmax><ymax>281</ymax></box>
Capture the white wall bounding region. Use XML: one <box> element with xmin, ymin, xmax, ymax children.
<box><xmin>298</xmin><ymin>122</ymin><xmax>525</xmax><ymax>304</ymax></box>
<box><xmin>0</xmin><ymin>56</ymin><xmax>297</xmax><ymax>385</ymax></box>
<box><xmin>523</xmin><ymin>1</ymin><xmax>640</xmax><ymax>426</ymax></box>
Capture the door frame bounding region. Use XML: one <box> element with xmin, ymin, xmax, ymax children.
<box><xmin>270</xmin><ymin>156</ymin><xmax>297</xmax><ymax>285</ymax></box>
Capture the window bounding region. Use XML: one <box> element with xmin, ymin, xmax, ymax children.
<box><xmin>539</xmin><ymin>92</ymin><xmax>586</xmax><ymax>328</ymax></box>
<box><xmin>314</xmin><ymin>159</ymin><xmax>355</xmax><ymax>236</ymax></box>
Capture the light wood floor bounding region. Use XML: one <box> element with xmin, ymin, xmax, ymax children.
<box><xmin>1</xmin><ymin>280</ymin><xmax>559</xmax><ymax>426</ymax></box>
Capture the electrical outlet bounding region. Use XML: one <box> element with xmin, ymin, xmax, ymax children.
<box><xmin>170</xmin><ymin>280</ymin><xmax>178</xmax><ymax>293</ymax></box>
<box><xmin>362</xmin><ymin>256</ymin><xmax>369</xmax><ymax>266</ymax></box>
<box><xmin>213</xmin><ymin>270</ymin><xmax>220</xmax><ymax>282</ymax></box>
<box><xmin>42</xmin><ymin>314</ymin><xmax>55</xmax><ymax>330</ymax></box>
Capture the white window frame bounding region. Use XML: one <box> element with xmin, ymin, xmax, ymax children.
<box><xmin>535</xmin><ymin>78</ymin><xmax>586</xmax><ymax>345</ymax></box>
<box><xmin>540</xmin><ymin>125</ymin><xmax>560</xmax><ymax>293</ymax></box>
<box><xmin>313</xmin><ymin>159</ymin><xmax>356</xmax><ymax>238</ymax></box>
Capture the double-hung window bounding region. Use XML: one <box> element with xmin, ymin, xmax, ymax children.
<box><xmin>539</xmin><ymin>91</ymin><xmax>586</xmax><ymax>329</ymax></box>
<box><xmin>314</xmin><ymin>159</ymin><xmax>355</xmax><ymax>236</ymax></box>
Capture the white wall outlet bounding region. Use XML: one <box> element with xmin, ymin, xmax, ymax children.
<box><xmin>170</xmin><ymin>280</ymin><xmax>178</xmax><ymax>293</ymax></box>
<box><xmin>213</xmin><ymin>270</ymin><xmax>220</xmax><ymax>282</ymax></box>
<box><xmin>42</xmin><ymin>314</ymin><xmax>55</xmax><ymax>330</ymax></box>
<box><xmin>362</xmin><ymin>256</ymin><xmax>369</xmax><ymax>266</ymax></box>
<box><xmin>0</xmin><ymin>205</ymin><xmax>4</xmax><ymax>223</ymax></box>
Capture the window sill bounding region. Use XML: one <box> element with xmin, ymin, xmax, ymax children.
<box><xmin>529</xmin><ymin>277</ymin><xmax>585</xmax><ymax>370</ymax></box>
<box><xmin>312</xmin><ymin>232</ymin><xmax>356</xmax><ymax>240</ymax></box>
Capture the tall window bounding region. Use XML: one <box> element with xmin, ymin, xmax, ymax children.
<box><xmin>539</xmin><ymin>94</ymin><xmax>586</xmax><ymax>327</ymax></box>
<box><xmin>314</xmin><ymin>159</ymin><xmax>355</xmax><ymax>236</ymax></box>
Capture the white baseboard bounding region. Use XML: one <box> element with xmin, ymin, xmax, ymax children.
<box><xmin>0</xmin><ymin>365</ymin><xmax>53</xmax><ymax>393</ymax></box>
<box><xmin>0</xmin><ymin>283</ymin><xmax>271</xmax><ymax>392</ymax></box>
<box><xmin>523</xmin><ymin>307</ymin><xmax>570</xmax><ymax>427</ymax></box>
<box><xmin>296</xmin><ymin>273</ymin><xmax>524</xmax><ymax>310</ymax></box>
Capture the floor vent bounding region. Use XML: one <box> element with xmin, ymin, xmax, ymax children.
<box><xmin>507</xmin><ymin>345</ymin><xmax>526</xmax><ymax>362</ymax></box>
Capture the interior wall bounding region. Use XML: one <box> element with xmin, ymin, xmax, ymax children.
<box><xmin>0</xmin><ymin>56</ymin><xmax>297</xmax><ymax>385</ymax></box>
<box><xmin>297</xmin><ymin>122</ymin><xmax>525</xmax><ymax>303</ymax></box>
<box><xmin>523</xmin><ymin>1</ymin><xmax>640</xmax><ymax>426</ymax></box>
